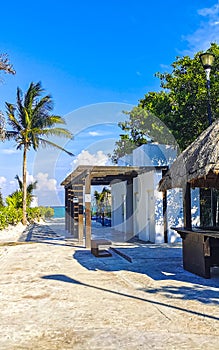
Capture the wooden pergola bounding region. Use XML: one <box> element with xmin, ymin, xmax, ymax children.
<box><xmin>61</xmin><ymin>165</ymin><xmax>151</xmax><ymax>248</ymax></box>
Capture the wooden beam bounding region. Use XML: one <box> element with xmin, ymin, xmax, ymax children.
<box><xmin>85</xmin><ymin>171</ymin><xmax>91</xmax><ymax>248</ymax></box>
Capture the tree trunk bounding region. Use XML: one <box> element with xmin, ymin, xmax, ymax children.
<box><xmin>22</xmin><ymin>146</ymin><xmax>27</xmax><ymax>225</ymax></box>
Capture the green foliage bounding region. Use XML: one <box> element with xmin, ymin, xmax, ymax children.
<box><xmin>26</xmin><ymin>207</ymin><xmax>41</xmax><ymax>223</ymax></box>
<box><xmin>6</xmin><ymin>191</ymin><xmax>23</xmax><ymax>209</ymax></box>
<box><xmin>0</xmin><ymin>189</ymin><xmax>4</xmax><ymax>207</ymax></box>
<box><xmin>111</xmin><ymin>106</ymin><xmax>177</xmax><ymax>161</ymax></box>
<box><xmin>0</xmin><ymin>206</ymin><xmax>54</xmax><ymax>230</ymax></box>
<box><xmin>140</xmin><ymin>43</ymin><xmax>219</xmax><ymax>150</ymax></box>
<box><xmin>0</xmin><ymin>207</ymin><xmax>22</xmax><ymax>229</ymax></box>
<box><xmin>38</xmin><ymin>206</ymin><xmax>54</xmax><ymax>219</ymax></box>
<box><xmin>113</xmin><ymin>43</ymin><xmax>219</xmax><ymax>160</ymax></box>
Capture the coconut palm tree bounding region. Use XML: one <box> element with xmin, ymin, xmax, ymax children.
<box><xmin>5</xmin><ymin>81</ymin><xmax>73</xmax><ymax>224</ymax></box>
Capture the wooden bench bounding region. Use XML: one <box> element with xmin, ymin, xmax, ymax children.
<box><xmin>91</xmin><ymin>239</ymin><xmax>112</xmax><ymax>257</ymax></box>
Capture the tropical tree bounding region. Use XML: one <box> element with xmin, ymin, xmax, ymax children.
<box><xmin>111</xmin><ymin>106</ymin><xmax>177</xmax><ymax>162</ymax></box>
<box><xmin>5</xmin><ymin>81</ymin><xmax>73</xmax><ymax>224</ymax></box>
<box><xmin>112</xmin><ymin>42</ymin><xmax>219</xmax><ymax>160</ymax></box>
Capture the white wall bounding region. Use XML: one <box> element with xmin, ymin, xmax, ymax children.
<box><xmin>133</xmin><ymin>171</ymin><xmax>155</xmax><ymax>242</ymax></box>
<box><xmin>111</xmin><ymin>181</ymin><xmax>127</xmax><ymax>232</ymax></box>
<box><xmin>111</xmin><ymin>180</ymin><xmax>134</xmax><ymax>234</ymax></box>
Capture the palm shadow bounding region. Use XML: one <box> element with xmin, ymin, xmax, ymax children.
<box><xmin>41</xmin><ymin>274</ymin><xmax>219</xmax><ymax>321</ymax></box>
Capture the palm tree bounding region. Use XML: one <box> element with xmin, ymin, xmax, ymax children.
<box><xmin>5</xmin><ymin>81</ymin><xmax>73</xmax><ymax>225</ymax></box>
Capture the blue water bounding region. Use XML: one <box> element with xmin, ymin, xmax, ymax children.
<box><xmin>51</xmin><ymin>206</ymin><xmax>65</xmax><ymax>218</ymax></box>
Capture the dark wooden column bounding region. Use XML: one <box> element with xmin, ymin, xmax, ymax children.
<box><xmin>183</xmin><ymin>182</ymin><xmax>192</xmax><ymax>229</ymax></box>
<box><xmin>163</xmin><ymin>190</ymin><xmax>168</xmax><ymax>243</ymax></box>
<box><xmin>66</xmin><ymin>187</ymin><xmax>72</xmax><ymax>233</ymax></box>
<box><xmin>78</xmin><ymin>185</ymin><xmax>84</xmax><ymax>245</ymax></box>
<box><xmin>70</xmin><ymin>188</ymin><xmax>74</xmax><ymax>236</ymax></box>
<box><xmin>65</xmin><ymin>187</ymin><xmax>68</xmax><ymax>231</ymax></box>
<box><xmin>85</xmin><ymin>171</ymin><xmax>91</xmax><ymax>248</ymax></box>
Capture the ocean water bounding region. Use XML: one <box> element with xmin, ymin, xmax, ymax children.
<box><xmin>52</xmin><ymin>206</ymin><xmax>65</xmax><ymax>218</ymax></box>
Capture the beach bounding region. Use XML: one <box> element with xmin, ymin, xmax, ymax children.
<box><xmin>0</xmin><ymin>220</ymin><xmax>219</xmax><ymax>349</ymax></box>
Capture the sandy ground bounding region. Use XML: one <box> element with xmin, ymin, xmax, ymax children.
<box><xmin>0</xmin><ymin>220</ymin><xmax>219</xmax><ymax>349</ymax></box>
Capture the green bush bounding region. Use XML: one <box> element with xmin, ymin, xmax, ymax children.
<box><xmin>0</xmin><ymin>206</ymin><xmax>54</xmax><ymax>230</ymax></box>
<box><xmin>0</xmin><ymin>207</ymin><xmax>22</xmax><ymax>229</ymax></box>
<box><xmin>38</xmin><ymin>206</ymin><xmax>54</xmax><ymax>219</ymax></box>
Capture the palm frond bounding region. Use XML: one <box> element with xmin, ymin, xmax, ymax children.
<box><xmin>37</xmin><ymin>137</ymin><xmax>74</xmax><ymax>156</ymax></box>
<box><xmin>24</xmin><ymin>82</ymin><xmax>44</xmax><ymax>111</ymax></box>
<box><xmin>15</xmin><ymin>175</ymin><xmax>23</xmax><ymax>190</ymax></box>
<box><xmin>27</xmin><ymin>180</ymin><xmax>37</xmax><ymax>193</ymax></box>
<box><xmin>4</xmin><ymin>130</ymin><xmax>19</xmax><ymax>140</ymax></box>
<box><xmin>38</xmin><ymin>127</ymin><xmax>73</xmax><ymax>139</ymax></box>
<box><xmin>5</xmin><ymin>102</ymin><xmax>22</xmax><ymax>131</ymax></box>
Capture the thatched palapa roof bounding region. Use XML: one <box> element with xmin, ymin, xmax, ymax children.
<box><xmin>159</xmin><ymin>120</ymin><xmax>219</xmax><ymax>191</ymax></box>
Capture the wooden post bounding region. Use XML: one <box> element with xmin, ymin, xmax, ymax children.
<box><xmin>183</xmin><ymin>182</ymin><xmax>192</xmax><ymax>229</ymax></box>
<box><xmin>65</xmin><ymin>187</ymin><xmax>68</xmax><ymax>232</ymax></box>
<box><xmin>70</xmin><ymin>189</ymin><xmax>74</xmax><ymax>236</ymax></box>
<box><xmin>67</xmin><ymin>187</ymin><xmax>71</xmax><ymax>233</ymax></box>
<box><xmin>163</xmin><ymin>190</ymin><xmax>168</xmax><ymax>243</ymax></box>
<box><xmin>78</xmin><ymin>184</ymin><xmax>84</xmax><ymax>245</ymax></box>
<box><xmin>85</xmin><ymin>171</ymin><xmax>91</xmax><ymax>248</ymax></box>
<box><xmin>78</xmin><ymin>204</ymin><xmax>84</xmax><ymax>245</ymax></box>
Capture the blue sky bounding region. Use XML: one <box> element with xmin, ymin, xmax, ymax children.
<box><xmin>0</xmin><ymin>0</ymin><xmax>218</xmax><ymax>205</ymax></box>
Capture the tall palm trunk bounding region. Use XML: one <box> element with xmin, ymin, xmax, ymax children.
<box><xmin>22</xmin><ymin>145</ymin><xmax>27</xmax><ymax>225</ymax></box>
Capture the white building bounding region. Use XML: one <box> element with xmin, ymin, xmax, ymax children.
<box><xmin>111</xmin><ymin>143</ymin><xmax>200</xmax><ymax>243</ymax></box>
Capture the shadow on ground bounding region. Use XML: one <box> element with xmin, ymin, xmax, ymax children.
<box><xmin>73</xmin><ymin>245</ymin><xmax>219</xmax><ymax>288</ymax></box>
<box><xmin>41</xmin><ymin>274</ymin><xmax>219</xmax><ymax>320</ymax></box>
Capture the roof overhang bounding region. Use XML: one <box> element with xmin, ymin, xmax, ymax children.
<box><xmin>61</xmin><ymin>165</ymin><xmax>168</xmax><ymax>187</ymax></box>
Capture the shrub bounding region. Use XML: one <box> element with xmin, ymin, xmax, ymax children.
<box><xmin>38</xmin><ymin>206</ymin><xmax>54</xmax><ymax>219</ymax></box>
<box><xmin>0</xmin><ymin>206</ymin><xmax>54</xmax><ymax>230</ymax></box>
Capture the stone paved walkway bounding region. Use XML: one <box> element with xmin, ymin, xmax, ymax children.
<box><xmin>0</xmin><ymin>220</ymin><xmax>219</xmax><ymax>349</ymax></box>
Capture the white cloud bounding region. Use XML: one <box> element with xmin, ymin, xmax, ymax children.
<box><xmin>198</xmin><ymin>3</ymin><xmax>219</xmax><ymax>17</ymax></box>
<box><xmin>72</xmin><ymin>150</ymin><xmax>109</xmax><ymax>169</ymax></box>
<box><xmin>35</xmin><ymin>172</ymin><xmax>57</xmax><ymax>191</ymax></box>
<box><xmin>184</xmin><ymin>2</ymin><xmax>219</xmax><ymax>53</ymax></box>
<box><xmin>27</xmin><ymin>172</ymin><xmax>35</xmax><ymax>185</ymax></box>
<box><xmin>0</xmin><ymin>149</ymin><xmax>19</xmax><ymax>155</ymax></box>
<box><xmin>0</xmin><ymin>176</ymin><xmax>6</xmax><ymax>187</ymax></box>
<box><xmin>89</xmin><ymin>131</ymin><xmax>100</xmax><ymax>136</ymax></box>
<box><xmin>9</xmin><ymin>180</ymin><xmax>16</xmax><ymax>185</ymax></box>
